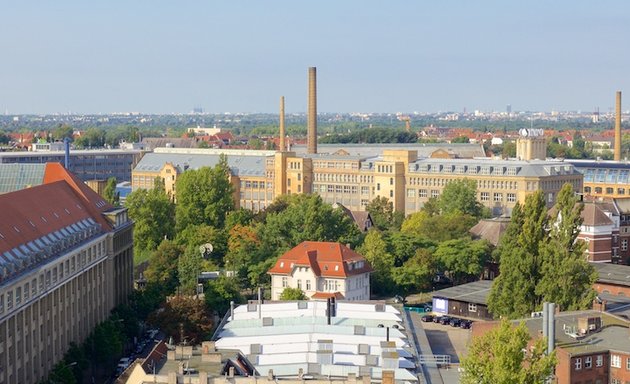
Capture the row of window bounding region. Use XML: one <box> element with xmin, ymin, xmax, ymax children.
<box><xmin>412</xmin><ymin>164</ymin><xmax>522</xmax><ymax>176</ymax></box>
<box><xmin>240</xmin><ymin>180</ymin><xmax>272</xmax><ymax>190</ymax></box>
<box><xmin>313</xmin><ymin>184</ymin><xmax>360</xmax><ymax>195</ymax></box>
<box><xmin>312</xmin><ymin>161</ymin><xmax>359</xmax><ymax>170</ymax></box>
<box><xmin>314</xmin><ymin>173</ymin><xmax>360</xmax><ymax>183</ymax></box>
<box><xmin>583</xmin><ymin>168</ymin><xmax>630</xmax><ymax>184</ymax></box>
<box><xmin>0</xmin><ymin>242</ymin><xmax>103</xmax><ymax>315</ymax></box>
<box><xmin>584</xmin><ymin>186</ymin><xmax>629</xmax><ymax>195</ymax></box>
<box><xmin>574</xmin><ymin>355</ymin><xmax>603</xmax><ymax>370</ymax></box>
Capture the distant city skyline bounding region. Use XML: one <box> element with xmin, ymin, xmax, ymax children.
<box><xmin>1</xmin><ymin>1</ymin><xmax>629</xmax><ymax>115</ymax></box>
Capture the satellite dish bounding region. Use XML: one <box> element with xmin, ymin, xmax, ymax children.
<box><xmin>199</xmin><ymin>243</ymin><xmax>213</xmax><ymax>258</ymax></box>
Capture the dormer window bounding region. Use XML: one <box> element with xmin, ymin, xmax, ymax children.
<box><xmin>280</xmin><ymin>262</ymin><xmax>284</xmax><ymax>268</ymax></box>
<box><xmin>335</xmin><ymin>265</ymin><xmax>339</xmax><ymax>271</ymax></box>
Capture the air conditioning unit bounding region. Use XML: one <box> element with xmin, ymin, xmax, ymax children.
<box><xmin>530</xmin><ymin>311</ymin><xmax>543</xmax><ymax>318</ymax></box>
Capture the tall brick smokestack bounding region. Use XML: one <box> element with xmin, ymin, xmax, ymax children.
<box><xmin>279</xmin><ymin>96</ymin><xmax>286</xmax><ymax>152</ymax></box>
<box><xmin>615</xmin><ymin>91</ymin><xmax>622</xmax><ymax>161</ymax></box>
<box><xmin>307</xmin><ymin>67</ymin><xmax>317</xmax><ymax>154</ymax></box>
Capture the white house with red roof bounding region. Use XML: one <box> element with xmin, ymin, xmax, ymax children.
<box><xmin>268</xmin><ymin>241</ymin><xmax>373</xmax><ymax>301</ymax></box>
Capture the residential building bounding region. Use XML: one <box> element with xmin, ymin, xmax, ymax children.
<box><xmin>0</xmin><ymin>163</ymin><xmax>134</xmax><ymax>383</ymax></box>
<box><xmin>267</xmin><ymin>242</ymin><xmax>372</xmax><ymax>301</ymax></box>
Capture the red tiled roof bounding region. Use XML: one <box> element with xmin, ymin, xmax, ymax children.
<box><xmin>311</xmin><ymin>291</ymin><xmax>345</xmax><ymax>300</ymax></box>
<box><xmin>268</xmin><ymin>241</ymin><xmax>373</xmax><ymax>278</ymax></box>
<box><xmin>0</xmin><ymin>181</ymin><xmax>101</xmax><ymax>254</ymax></box>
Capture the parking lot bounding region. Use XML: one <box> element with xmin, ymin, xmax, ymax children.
<box><xmin>419</xmin><ymin>316</ymin><xmax>471</xmax><ymax>363</ymax></box>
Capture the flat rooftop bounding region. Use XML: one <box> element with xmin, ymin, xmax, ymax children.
<box><xmin>431</xmin><ymin>280</ymin><xmax>493</xmax><ymax>306</ymax></box>
<box><xmin>214</xmin><ymin>301</ymin><xmax>418</xmax><ymax>382</ymax></box>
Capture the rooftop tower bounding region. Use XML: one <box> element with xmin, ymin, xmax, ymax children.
<box><xmin>307</xmin><ymin>67</ymin><xmax>317</xmax><ymax>154</ymax></box>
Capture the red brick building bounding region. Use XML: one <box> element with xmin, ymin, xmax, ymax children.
<box><xmin>471</xmin><ymin>311</ymin><xmax>630</xmax><ymax>384</ymax></box>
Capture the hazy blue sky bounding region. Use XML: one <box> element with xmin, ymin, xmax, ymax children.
<box><xmin>1</xmin><ymin>1</ymin><xmax>629</xmax><ymax>114</ymax></box>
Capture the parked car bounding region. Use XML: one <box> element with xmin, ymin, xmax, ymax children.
<box><xmin>432</xmin><ymin>315</ymin><xmax>443</xmax><ymax>323</ymax></box>
<box><xmin>449</xmin><ymin>318</ymin><xmax>462</xmax><ymax>327</ymax></box>
<box><xmin>439</xmin><ymin>316</ymin><xmax>452</xmax><ymax>325</ymax></box>
<box><xmin>421</xmin><ymin>314</ymin><xmax>434</xmax><ymax>322</ymax></box>
<box><xmin>460</xmin><ymin>320</ymin><xmax>473</xmax><ymax>329</ymax></box>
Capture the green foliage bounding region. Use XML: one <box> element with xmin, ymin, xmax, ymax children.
<box><xmin>52</xmin><ymin>124</ymin><xmax>74</xmax><ymax>141</ymax></box>
<box><xmin>451</xmin><ymin>135</ymin><xmax>470</xmax><ymax>143</ymax></box>
<box><xmin>488</xmin><ymin>192</ymin><xmax>548</xmax><ymax>318</ymax></box>
<box><xmin>366</xmin><ymin>196</ymin><xmax>403</xmax><ymax>231</ymax></box>
<box><xmin>103</xmin><ymin>177</ymin><xmax>119</xmax><ymax>205</ymax></box>
<box><xmin>205</xmin><ymin>276</ymin><xmax>245</xmax><ymax>316</ymax></box>
<box><xmin>535</xmin><ymin>184</ymin><xmax>596</xmax><ymax>310</ymax></box>
<box><xmin>460</xmin><ymin>319</ymin><xmax>556</xmax><ymax>384</ymax></box>
<box><xmin>144</xmin><ymin>239</ymin><xmax>183</xmax><ymax>292</ymax></box>
<box><xmin>175</xmin><ymin>224</ymin><xmax>227</xmax><ymax>266</ymax></box>
<box><xmin>74</xmin><ymin>127</ymin><xmax>106</xmax><ymax>148</ymax></box>
<box><xmin>318</xmin><ymin>127</ymin><xmax>418</xmax><ymax>144</ymax></box>
<box><xmin>148</xmin><ymin>296</ymin><xmax>213</xmax><ymax>344</ymax></box>
<box><xmin>392</xmin><ymin>249</ymin><xmax>436</xmax><ymax>298</ymax></box>
<box><xmin>437</xmin><ymin>179</ymin><xmax>485</xmax><ymax>218</ymax></box>
<box><xmin>358</xmin><ymin>230</ymin><xmax>396</xmax><ymax>294</ymax></box>
<box><xmin>279</xmin><ymin>287</ymin><xmax>307</xmax><ymax>300</ymax></box>
<box><xmin>175</xmin><ymin>156</ymin><xmax>235</xmax><ymax>231</ymax></box>
<box><xmin>87</xmin><ymin>319</ymin><xmax>125</xmax><ymax>365</ymax></box>
<box><xmin>386</xmin><ymin>231</ymin><xmax>437</xmax><ymax>266</ymax></box>
<box><xmin>44</xmin><ymin>361</ymin><xmax>77</xmax><ymax>384</ymax></box>
<box><xmin>125</xmin><ymin>178</ymin><xmax>175</xmax><ymax>255</ymax></box>
<box><xmin>489</xmin><ymin>185</ymin><xmax>596</xmax><ymax>319</ymax></box>
<box><xmin>257</xmin><ymin>194</ymin><xmax>362</xmax><ymax>252</ymax></box>
<box><xmin>177</xmin><ymin>245</ymin><xmax>207</xmax><ymax>295</ymax></box>
<box><xmin>434</xmin><ymin>238</ymin><xmax>490</xmax><ymax>284</ymax></box>
<box><xmin>401</xmin><ymin>211</ymin><xmax>477</xmax><ymax>242</ymax></box>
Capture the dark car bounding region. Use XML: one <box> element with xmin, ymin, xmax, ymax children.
<box><xmin>432</xmin><ymin>315</ymin><xmax>444</xmax><ymax>323</ymax></box>
<box><xmin>421</xmin><ymin>314</ymin><xmax>434</xmax><ymax>322</ymax></box>
<box><xmin>449</xmin><ymin>318</ymin><xmax>462</xmax><ymax>327</ymax></box>
<box><xmin>460</xmin><ymin>320</ymin><xmax>473</xmax><ymax>329</ymax></box>
<box><xmin>439</xmin><ymin>316</ymin><xmax>452</xmax><ymax>325</ymax></box>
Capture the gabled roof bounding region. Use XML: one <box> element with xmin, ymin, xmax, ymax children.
<box><xmin>469</xmin><ymin>217</ymin><xmax>511</xmax><ymax>246</ymax></box>
<box><xmin>581</xmin><ymin>203</ymin><xmax>613</xmax><ymax>227</ymax></box>
<box><xmin>311</xmin><ymin>291</ymin><xmax>345</xmax><ymax>300</ymax></box>
<box><xmin>268</xmin><ymin>241</ymin><xmax>373</xmax><ymax>278</ymax></box>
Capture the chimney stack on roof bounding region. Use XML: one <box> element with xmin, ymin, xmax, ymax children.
<box><xmin>307</xmin><ymin>67</ymin><xmax>318</xmax><ymax>154</ymax></box>
<box><xmin>615</xmin><ymin>91</ymin><xmax>622</xmax><ymax>161</ymax></box>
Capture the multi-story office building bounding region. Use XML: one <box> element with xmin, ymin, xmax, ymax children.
<box><xmin>567</xmin><ymin>160</ymin><xmax>630</xmax><ymax>199</ymax></box>
<box><xmin>0</xmin><ymin>149</ymin><xmax>144</xmax><ymax>182</ymax></box>
<box><xmin>0</xmin><ymin>163</ymin><xmax>134</xmax><ymax>383</ymax></box>
<box><xmin>133</xmin><ymin>144</ymin><xmax>583</xmax><ymax>216</ymax></box>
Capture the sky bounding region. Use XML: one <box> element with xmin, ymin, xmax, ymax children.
<box><xmin>1</xmin><ymin>1</ymin><xmax>629</xmax><ymax>114</ymax></box>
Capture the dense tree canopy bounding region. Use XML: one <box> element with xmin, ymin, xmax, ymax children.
<box><xmin>488</xmin><ymin>185</ymin><xmax>596</xmax><ymax>319</ymax></box>
<box><xmin>125</xmin><ymin>178</ymin><xmax>175</xmax><ymax>255</ymax></box>
<box><xmin>175</xmin><ymin>155</ymin><xmax>235</xmax><ymax>232</ymax></box>
<box><xmin>460</xmin><ymin>320</ymin><xmax>556</xmax><ymax>384</ymax></box>
<box><xmin>366</xmin><ymin>196</ymin><xmax>404</xmax><ymax>231</ymax></box>
<box><xmin>103</xmin><ymin>177</ymin><xmax>119</xmax><ymax>205</ymax></box>
<box><xmin>434</xmin><ymin>238</ymin><xmax>491</xmax><ymax>284</ymax></box>
<box><xmin>436</xmin><ymin>179</ymin><xmax>486</xmax><ymax>218</ymax></box>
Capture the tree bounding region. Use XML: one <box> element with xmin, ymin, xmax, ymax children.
<box><xmin>53</xmin><ymin>124</ymin><xmax>73</xmax><ymax>141</ymax></box>
<box><xmin>144</xmin><ymin>239</ymin><xmax>183</xmax><ymax>292</ymax></box>
<box><xmin>125</xmin><ymin>178</ymin><xmax>176</xmax><ymax>255</ymax></box>
<box><xmin>535</xmin><ymin>184</ymin><xmax>597</xmax><ymax>310</ymax></box>
<box><xmin>366</xmin><ymin>196</ymin><xmax>403</xmax><ymax>231</ymax></box>
<box><xmin>434</xmin><ymin>238</ymin><xmax>490</xmax><ymax>284</ymax></box>
<box><xmin>401</xmin><ymin>211</ymin><xmax>478</xmax><ymax>242</ymax></box>
<box><xmin>451</xmin><ymin>135</ymin><xmax>470</xmax><ymax>143</ymax></box>
<box><xmin>437</xmin><ymin>179</ymin><xmax>485</xmax><ymax>218</ymax></box>
<box><xmin>488</xmin><ymin>192</ymin><xmax>548</xmax><ymax>319</ymax></box>
<box><xmin>175</xmin><ymin>224</ymin><xmax>227</xmax><ymax>267</ymax></box>
<box><xmin>279</xmin><ymin>287</ymin><xmax>307</xmax><ymax>300</ymax></box>
<box><xmin>257</xmin><ymin>194</ymin><xmax>361</xmax><ymax>253</ymax></box>
<box><xmin>392</xmin><ymin>249</ymin><xmax>436</xmax><ymax>298</ymax></box>
<box><xmin>177</xmin><ymin>245</ymin><xmax>207</xmax><ymax>295</ymax></box>
<box><xmin>460</xmin><ymin>319</ymin><xmax>556</xmax><ymax>384</ymax></box>
<box><xmin>488</xmin><ymin>185</ymin><xmax>594</xmax><ymax>318</ymax></box>
<box><xmin>175</xmin><ymin>156</ymin><xmax>235</xmax><ymax>232</ymax></box>
<box><xmin>148</xmin><ymin>296</ymin><xmax>213</xmax><ymax>344</ymax></box>
<box><xmin>358</xmin><ymin>230</ymin><xmax>395</xmax><ymax>294</ymax></box>
<box><xmin>103</xmin><ymin>177</ymin><xmax>119</xmax><ymax>205</ymax></box>
<box><xmin>205</xmin><ymin>276</ymin><xmax>245</xmax><ymax>316</ymax></box>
